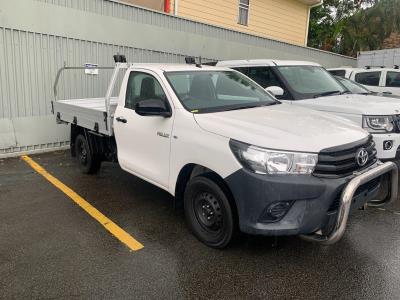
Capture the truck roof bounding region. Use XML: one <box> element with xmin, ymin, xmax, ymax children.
<box><xmin>216</xmin><ymin>59</ymin><xmax>321</xmax><ymax>67</ymax></box>
<box><xmin>129</xmin><ymin>63</ymin><xmax>232</xmax><ymax>72</ymax></box>
<box><xmin>328</xmin><ymin>67</ymin><xmax>400</xmax><ymax>72</ymax></box>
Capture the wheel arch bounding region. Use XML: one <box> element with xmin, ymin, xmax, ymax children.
<box><xmin>174</xmin><ymin>164</ymin><xmax>238</xmax><ymax>220</ymax></box>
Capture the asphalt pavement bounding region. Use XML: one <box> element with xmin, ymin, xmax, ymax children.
<box><xmin>1</xmin><ymin>151</ymin><xmax>400</xmax><ymax>299</ymax></box>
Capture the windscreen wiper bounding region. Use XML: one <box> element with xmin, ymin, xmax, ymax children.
<box><xmin>224</xmin><ymin>105</ymin><xmax>260</xmax><ymax>111</ymax></box>
<box><xmin>313</xmin><ymin>90</ymin><xmax>341</xmax><ymax>98</ymax></box>
<box><xmin>225</xmin><ymin>102</ymin><xmax>278</xmax><ymax>111</ymax></box>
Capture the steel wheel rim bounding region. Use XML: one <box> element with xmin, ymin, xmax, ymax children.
<box><xmin>194</xmin><ymin>192</ymin><xmax>223</xmax><ymax>233</ymax></box>
<box><xmin>77</xmin><ymin>139</ymin><xmax>88</xmax><ymax>165</ymax></box>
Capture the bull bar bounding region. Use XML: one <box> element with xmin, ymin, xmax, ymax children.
<box><xmin>301</xmin><ymin>161</ymin><xmax>398</xmax><ymax>245</ymax></box>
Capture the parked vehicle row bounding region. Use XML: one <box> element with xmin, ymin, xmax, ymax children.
<box><xmin>215</xmin><ymin>60</ymin><xmax>400</xmax><ymax>162</ymax></box>
<box><xmin>328</xmin><ymin>66</ymin><xmax>400</xmax><ymax>96</ymax></box>
<box><xmin>52</xmin><ymin>55</ymin><xmax>398</xmax><ymax>249</ymax></box>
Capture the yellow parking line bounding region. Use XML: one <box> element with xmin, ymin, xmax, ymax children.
<box><xmin>21</xmin><ymin>155</ymin><xmax>144</xmax><ymax>251</ymax></box>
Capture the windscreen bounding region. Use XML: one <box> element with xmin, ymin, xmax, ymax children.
<box><xmin>336</xmin><ymin>77</ymin><xmax>370</xmax><ymax>94</ymax></box>
<box><xmin>165</xmin><ymin>70</ymin><xmax>277</xmax><ymax>113</ymax></box>
<box><xmin>275</xmin><ymin>66</ymin><xmax>347</xmax><ymax>99</ymax></box>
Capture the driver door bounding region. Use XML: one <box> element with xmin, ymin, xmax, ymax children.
<box><xmin>114</xmin><ymin>70</ymin><xmax>174</xmax><ymax>189</ymax></box>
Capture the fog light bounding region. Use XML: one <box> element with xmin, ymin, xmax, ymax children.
<box><xmin>259</xmin><ymin>201</ymin><xmax>294</xmax><ymax>223</ymax></box>
<box><xmin>384</xmin><ymin>140</ymin><xmax>393</xmax><ymax>151</ymax></box>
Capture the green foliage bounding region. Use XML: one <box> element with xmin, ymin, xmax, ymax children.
<box><xmin>308</xmin><ymin>0</ymin><xmax>400</xmax><ymax>56</ymax></box>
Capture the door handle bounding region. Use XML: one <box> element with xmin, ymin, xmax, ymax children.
<box><xmin>116</xmin><ymin>117</ymin><xmax>127</xmax><ymax>123</ymax></box>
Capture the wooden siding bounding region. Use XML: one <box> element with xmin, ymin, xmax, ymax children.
<box><xmin>120</xmin><ymin>0</ymin><xmax>165</xmax><ymax>11</ymax></box>
<box><xmin>171</xmin><ymin>0</ymin><xmax>309</xmax><ymax>46</ymax></box>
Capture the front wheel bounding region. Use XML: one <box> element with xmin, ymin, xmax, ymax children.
<box><xmin>75</xmin><ymin>134</ymin><xmax>101</xmax><ymax>174</ymax></box>
<box><xmin>184</xmin><ymin>176</ymin><xmax>235</xmax><ymax>248</ymax></box>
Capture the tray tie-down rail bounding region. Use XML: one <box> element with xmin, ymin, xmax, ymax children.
<box><xmin>53</xmin><ymin>57</ymin><xmax>130</xmax><ymax>136</ymax></box>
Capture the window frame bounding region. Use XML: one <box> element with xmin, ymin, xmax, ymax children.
<box><xmin>124</xmin><ymin>70</ymin><xmax>172</xmax><ymax>111</ymax></box>
<box><xmin>238</xmin><ymin>0</ymin><xmax>250</xmax><ymax>26</ymax></box>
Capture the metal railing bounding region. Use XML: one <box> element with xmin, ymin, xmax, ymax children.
<box><xmin>301</xmin><ymin>161</ymin><xmax>398</xmax><ymax>245</ymax></box>
<box><xmin>53</xmin><ymin>63</ymin><xmax>130</xmax><ymax>135</ymax></box>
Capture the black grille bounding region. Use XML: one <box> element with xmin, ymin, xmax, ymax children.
<box><xmin>394</xmin><ymin>115</ymin><xmax>400</xmax><ymax>132</ymax></box>
<box><xmin>313</xmin><ymin>136</ymin><xmax>377</xmax><ymax>178</ymax></box>
<box><xmin>328</xmin><ymin>177</ymin><xmax>381</xmax><ymax>212</ymax></box>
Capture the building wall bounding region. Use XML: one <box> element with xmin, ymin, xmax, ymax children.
<box><xmin>119</xmin><ymin>0</ymin><xmax>165</xmax><ymax>11</ymax></box>
<box><xmin>0</xmin><ymin>0</ymin><xmax>356</xmax><ymax>157</ymax></box>
<box><xmin>172</xmin><ymin>0</ymin><xmax>309</xmax><ymax>46</ymax></box>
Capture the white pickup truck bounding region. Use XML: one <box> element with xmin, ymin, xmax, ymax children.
<box><xmin>215</xmin><ymin>60</ymin><xmax>400</xmax><ymax>163</ymax></box>
<box><xmin>52</xmin><ymin>55</ymin><xmax>397</xmax><ymax>248</ymax></box>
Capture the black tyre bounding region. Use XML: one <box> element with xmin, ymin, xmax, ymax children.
<box><xmin>184</xmin><ymin>176</ymin><xmax>235</xmax><ymax>248</ymax></box>
<box><xmin>75</xmin><ymin>134</ymin><xmax>101</xmax><ymax>174</ymax></box>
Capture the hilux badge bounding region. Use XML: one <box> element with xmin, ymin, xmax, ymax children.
<box><xmin>356</xmin><ymin>148</ymin><xmax>369</xmax><ymax>167</ymax></box>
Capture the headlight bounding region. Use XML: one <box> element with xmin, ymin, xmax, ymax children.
<box><xmin>363</xmin><ymin>115</ymin><xmax>394</xmax><ymax>133</ymax></box>
<box><xmin>229</xmin><ymin>140</ymin><xmax>318</xmax><ymax>175</ymax></box>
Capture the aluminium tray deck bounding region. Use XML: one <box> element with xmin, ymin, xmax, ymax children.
<box><xmin>53</xmin><ymin>97</ymin><xmax>118</xmax><ymax>135</ymax></box>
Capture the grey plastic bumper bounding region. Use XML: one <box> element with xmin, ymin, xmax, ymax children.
<box><xmin>300</xmin><ymin>161</ymin><xmax>398</xmax><ymax>245</ymax></box>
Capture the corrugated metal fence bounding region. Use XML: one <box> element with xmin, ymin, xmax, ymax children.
<box><xmin>0</xmin><ymin>0</ymin><xmax>356</xmax><ymax>157</ymax></box>
<box><xmin>358</xmin><ymin>49</ymin><xmax>400</xmax><ymax>68</ymax></box>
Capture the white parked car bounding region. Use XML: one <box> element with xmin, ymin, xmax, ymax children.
<box><xmin>52</xmin><ymin>56</ymin><xmax>397</xmax><ymax>248</ymax></box>
<box><xmin>216</xmin><ymin>60</ymin><xmax>400</xmax><ymax>162</ymax></box>
<box><xmin>328</xmin><ymin>67</ymin><xmax>400</xmax><ymax>96</ymax></box>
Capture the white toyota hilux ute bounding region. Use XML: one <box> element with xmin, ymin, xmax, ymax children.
<box><xmin>52</xmin><ymin>56</ymin><xmax>397</xmax><ymax>248</ymax></box>
<box><xmin>215</xmin><ymin>60</ymin><xmax>400</xmax><ymax>163</ymax></box>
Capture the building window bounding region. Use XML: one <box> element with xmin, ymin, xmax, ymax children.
<box><xmin>238</xmin><ymin>0</ymin><xmax>249</xmax><ymax>26</ymax></box>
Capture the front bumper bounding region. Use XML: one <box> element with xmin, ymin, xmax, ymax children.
<box><xmin>373</xmin><ymin>133</ymin><xmax>400</xmax><ymax>160</ymax></box>
<box><xmin>225</xmin><ymin>162</ymin><xmax>398</xmax><ymax>243</ymax></box>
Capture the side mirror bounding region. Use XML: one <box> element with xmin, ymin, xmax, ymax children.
<box><xmin>265</xmin><ymin>86</ymin><xmax>284</xmax><ymax>97</ymax></box>
<box><xmin>135</xmin><ymin>99</ymin><xmax>172</xmax><ymax>117</ymax></box>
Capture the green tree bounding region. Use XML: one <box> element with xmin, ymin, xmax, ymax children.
<box><xmin>308</xmin><ymin>0</ymin><xmax>378</xmax><ymax>55</ymax></box>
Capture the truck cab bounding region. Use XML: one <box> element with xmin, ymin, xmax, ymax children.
<box><xmin>52</xmin><ymin>58</ymin><xmax>398</xmax><ymax>248</ymax></box>
<box><xmin>216</xmin><ymin>60</ymin><xmax>400</xmax><ymax>163</ymax></box>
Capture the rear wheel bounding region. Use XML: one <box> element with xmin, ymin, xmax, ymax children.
<box><xmin>184</xmin><ymin>176</ymin><xmax>235</xmax><ymax>248</ymax></box>
<box><xmin>75</xmin><ymin>134</ymin><xmax>101</xmax><ymax>174</ymax></box>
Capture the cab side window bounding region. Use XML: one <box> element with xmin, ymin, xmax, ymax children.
<box><xmin>247</xmin><ymin>67</ymin><xmax>283</xmax><ymax>89</ymax></box>
<box><xmin>125</xmin><ymin>72</ymin><xmax>167</xmax><ymax>110</ymax></box>
<box><xmin>386</xmin><ymin>71</ymin><xmax>400</xmax><ymax>87</ymax></box>
<box><xmin>246</xmin><ymin>66</ymin><xmax>289</xmax><ymax>99</ymax></box>
<box><xmin>233</xmin><ymin>67</ymin><xmax>249</xmax><ymax>76</ymax></box>
<box><xmin>329</xmin><ymin>70</ymin><xmax>346</xmax><ymax>78</ymax></box>
<box><xmin>354</xmin><ymin>71</ymin><xmax>381</xmax><ymax>86</ymax></box>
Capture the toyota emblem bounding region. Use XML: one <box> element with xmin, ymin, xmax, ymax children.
<box><xmin>356</xmin><ymin>148</ymin><xmax>369</xmax><ymax>167</ymax></box>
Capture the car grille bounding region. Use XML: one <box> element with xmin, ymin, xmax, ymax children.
<box><xmin>313</xmin><ymin>136</ymin><xmax>377</xmax><ymax>178</ymax></box>
<box><xmin>394</xmin><ymin>115</ymin><xmax>400</xmax><ymax>132</ymax></box>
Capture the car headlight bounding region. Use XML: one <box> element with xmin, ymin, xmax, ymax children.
<box><xmin>363</xmin><ymin>115</ymin><xmax>394</xmax><ymax>133</ymax></box>
<box><xmin>229</xmin><ymin>140</ymin><xmax>318</xmax><ymax>175</ymax></box>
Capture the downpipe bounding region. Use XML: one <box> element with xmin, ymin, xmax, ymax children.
<box><xmin>300</xmin><ymin>161</ymin><xmax>398</xmax><ymax>245</ymax></box>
